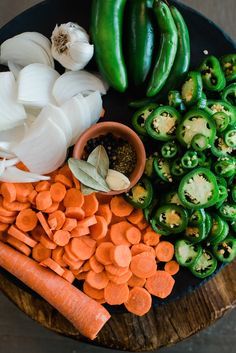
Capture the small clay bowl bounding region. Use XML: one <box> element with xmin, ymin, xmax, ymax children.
<box><xmin>73</xmin><ymin>122</ymin><xmax>146</xmax><ymax>196</ymax></box>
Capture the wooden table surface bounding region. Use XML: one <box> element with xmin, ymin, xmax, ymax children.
<box><xmin>0</xmin><ymin>1</ymin><xmax>235</xmax><ymax>353</ymax></box>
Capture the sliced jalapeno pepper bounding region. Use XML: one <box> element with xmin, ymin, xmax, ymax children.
<box><xmin>213</xmin><ymin>237</ymin><xmax>236</xmax><ymax>263</ymax></box>
<box><xmin>212</xmin><ymin>112</ymin><xmax>230</xmax><ymax>133</ymax></box>
<box><xmin>208</xmin><ymin>220</ymin><xmax>229</xmax><ymax>245</ymax></box>
<box><xmin>178</xmin><ymin>167</ymin><xmax>219</xmax><ymax>209</ymax></box>
<box><xmin>181</xmin><ymin>71</ymin><xmax>203</xmax><ymax>106</ymax></box>
<box><xmin>232</xmin><ymin>185</ymin><xmax>236</xmax><ymax>203</ymax></box>
<box><xmin>176</xmin><ymin>108</ymin><xmax>216</xmax><ymax>148</ymax></box>
<box><xmin>204</xmin><ymin>212</ymin><xmax>213</xmax><ymax>238</ymax></box>
<box><xmin>150</xmin><ymin>217</ymin><xmax>171</xmax><ymax>236</ymax></box>
<box><xmin>199</xmin><ymin>55</ymin><xmax>226</xmax><ymax>91</ymax></box>
<box><xmin>223</xmin><ymin>127</ymin><xmax>236</xmax><ymax>148</ymax></box>
<box><xmin>231</xmin><ymin>221</ymin><xmax>236</xmax><ymax>232</ymax></box>
<box><xmin>220</xmin><ymin>54</ymin><xmax>236</xmax><ymax>82</ymax></box>
<box><xmin>125</xmin><ymin>177</ymin><xmax>153</xmax><ymax>209</ymax></box>
<box><xmin>185</xmin><ymin>223</ymin><xmax>206</xmax><ymax>243</ymax></box>
<box><xmin>181</xmin><ymin>150</ymin><xmax>199</xmax><ymax>169</ymax></box>
<box><xmin>190</xmin><ymin>249</ymin><xmax>217</xmax><ymax>279</ymax></box>
<box><xmin>154</xmin><ymin>203</ymin><xmax>188</xmax><ymax>234</ymax></box>
<box><xmin>168</xmin><ymin>90</ymin><xmax>182</xmax><ymax>108</ymax></box>
<box><xmin>211</xmin><ymin>136</ymin><xmax>233</xmax><ymax>158</ymax></box>
<box><xmin>145</xmin><ymin>106</ymin><xmax>181</xmax><ymax>141</ymax></box>
<box><xmin>154</xmin><ymin>157</ymin><xmax>173</xmax><ymax>183</ymax></box>
<box><xmin>215</xmin><ymin>185</ymin><xmax>228</xmax><ymax>209</ymax></box>
<box><xmin>205</xmin><ymin>100</ymin><xmax>236</xmax><ymax>127</ymax></box>
<box><xmin>175</xmin><ymin>239</ymin><xmax>202</xmax><ymax>267</ymax></box>
<box><xmin>189</xmin><ymin>208</ymin><xmax>206</xmax><ymax>226</ymax></box>
<box><xmin>171</xmin><ymin>158</ymin><xmax>186</xmax><ymax>177</ymax></box>
<box><xmin>221</xmin><ymin>83</ymin><xmax>236</xmax><ymax>106</ymax></box>
<box><xmin>132</xmin><ymin>103</ymin><xmax>158</xmax><ymax>136</ymax></box>
<box><xmin>196</xmin><ymin>92</ymin><xmax>207</xmax><ymax>109</ymax></box>
<box><xmin>161</xmin><ymin>141</ymin><xmax>179</xmax><ymax>159</ymax></box>
<box><xmin>191</xmin><ymin>133</ymin><xmax>209</xmax><ymax>151</ymax></box>
<box><xmin>218</xmin><ymin>203</ymin><xmax>236</xmax><ymax>221</ymax></box>
<box><xmin>164</xmin><ymin>191</ymin><xmax>183</xmax><ymax>206</ymax></box>
<box><xmin>144</xmin><ymin>154</ymin><xmax>158</xmax><ymax>179</ymax></box>
<box><xmin>207</xmin><ymin>213</ymin><xmax>225</xmax><ymax>242</ymax></box>
<box><xmin>214</xmin><ymin>156</ymin><xmax>236</xmax><ymax>178</ymax></box>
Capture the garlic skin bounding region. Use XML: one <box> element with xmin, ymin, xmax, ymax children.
<box><xmin>51</xmin><ymin>22</ymin><xmax>94</xmax><ymax>71</ymax></box>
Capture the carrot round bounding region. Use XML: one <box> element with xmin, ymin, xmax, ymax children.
<box><xmin>96</xmin><ymin>204</ymin><xmax>112</xmax><ymax>224</ymax></box>
<box><xmin>95</xmin><ymin>242</ymin><xmax>114</xmax><ymax>265</ymax></box>
<box><xmin>137</xmin><ymin>218</ymin><xmax>149</xmax><ymax>230</ymax></box>
<box><xmin>35</xmin><ymin>181</ymin><xmax>51</xmax><ymax>192</ymax></box>
<box><xmin>40</xmin><ymin>234</ymin><xmax>57</xmax><ymax>250</ymax></box>
<box><xmin>16</xmin><ymin>209</ymin><xmax>38</xmax><ymax>232</ymax></box>
<box><xmin>0</xmin><ymin>223</ymin><xmax>9</xmax><ymax>232</ymax></box>
<box><xmin>8</xmin><ymin>225</ymin><xmax>37</xmax><ymax>248</ymax></box>
<box><xmin>71</xmin><ymin>226</ymin><xmax>90</xmax><ymax>238</ymax></box>
<box><xmin>64</xmin><ymin>188</ymin><xmax>84</xmax><ymax>208</ymax></box>
<box><xmin>65</xmin><ymin>207</ymin><xmax>85</xmax><ymax>220</ymax></box>
<box><xmin>107</xmin><ymin>270</ymin><xmax>132</xmax><ymax>285</ymax></box>
<box><xmin>1</xmin><ymin>183</ymin><xmax>16</xmax><ymax>203</ymax></box>
<box><xmin>89</xmin><ymin>255</ymin><xmax>104</xmax><ymax>273</ymax></box>
<box><xmin>48</xmin><ymin>210</ymin><xmax>66</xmax><ymax>230</ymax></box>
<box><xmin>31</xmin><ymin>224</ymin><xmax>44</xmax><ymax>242</ymax></box>
<box><xmin>28</xmin><ymin>190</ymin><xmax>37</xmax><ymax>205</ymax></box>
<box><xmin>96</xmin><ymin>193</ymin><xmax>113</xmax><ymax>205</ymax></box>
<box><xmin>0</xmin><ymin>214</ymin><xmax>16</xmax><ymax>224</ymax></box>
<box><xmin>128</xmin><ymin>274</ymin><xmax>146</xmax><ymax>288</ymax></box>
<box><xmin>131</xmin><ymin>244</ymin><xmax>156</xmax><ymax>257</ymax></box>
<box><xmin>82</xmin><ymin>193</ymin><xmax>99</xmax><ymax>217</ymax></box>
<box><xmin>76</xmin><ymin>272</ymin><xmax>88</xmax><ymax>281</ymax></box>
<box><xmin>83</xmin><ymin>282</ymin><xmax>104</xmax><ymax>300</ymax></box>
<box><xmin>124</xmin><ymin>287</ymin><xmax>152</xmax><ymax>316</ymax></box>
<box><xmin>3</xmin><ymin>199</ymin><xmax>30</xmax><ymax>212</ymax></box>
<box><xmin>50</xmin><ymin>182</ymin><xmax>67</xmax><ymax>202</ymax></box>
<box><xmin>164</xmin><ymin>260</ymin><xmax>180</xmax><ymax>276</ymax></box>
<box><xmin>125</xmin><ymin>226</ymin><xmax>141</xmax><ymax>245</ymax></box>
<box><xmin>53</xmin><ymin>230</ymin><xmax>70</xmax><ymax>247</ymax></box>
<box><xmin>81</xmin><ymin>261</ymin><xmax>91</xmax><ymax>272</ymax></box>
<box><xmin>44</xmin><ymin>202</ymin><xmax>60</xmax><ymax>214</ymax></box>
<box><xmin>105</xmin><ymin>264</ymin><xmax>129</xmax><ymax>277</ymax></box>
<box><xmin>63</xmin><ymin>253</ymin><xmax>84</xmax><ymax>270</ymax></box>
<box><xmin>77</xmin><ymin>216</ymin><xmax>97</xmax><ymax>228</ymax></box>
<box><xmin>59</xmin><ymin>164</ymin><xmax>73</xmax><ymax>179</ymax></box>
<box><xmin>86</xmin><ymin>270</ymin><xmax>109</xmax><ymax>290</ymax></box>
<box><xmin>110</xmin><ymin>215</ymin><xmax>126</xmax><ymax>225</ymax></box>
<box><xmin>70</xmin><ymin>237</ymin><xmax>96</xmax><ymax>261</ymax></box>
<box><xmin>72</xmin><ymin>175</ymin><xmax>81</xmax><ymax>189</ymax></box>
<box><xmin>62</xmin><ymin>218</ymin><xmax>77</xmax><ymax>232</ymax></box>
<box><xmin>104</xmin><ymin>282</ymin><xmax>129</xmax><ymax>305</ymax></box>
<box><xmin>110</xmin><ymin>245</ymin><xmax>131</xmax><ymax>268</ymax></box>
<box><xmin>0</xmin><ymin>201</ymin><xmax>17</xmax><ymax>217</ymax></box>
<box><xmin>62</xmin><ymin>269</ymin><xmax>75</xmax><ymax>284</ymax></box>
<box><xmin>37</xmin><ymin>212</ymin><xmax>53</xmax><ymax>239</ymax></box>
<box><xmin>143</xmin><ymin>231</ymin><xmax>160</xmax><ymax>246</ymax></box>
<box><xmin>32</xmin><ymin>243</ymin><xmax>51</xmax><ymax>262</ymax></box>
<box><xmin>6</xmin><ymin>235</ymin><xmax>31</xmax><ymax>256</ymax></box>
<box><xmin>15</xmin><ymin>183</ymin><xmax>34</xmax><ymax>201</ymax></box>
<box><xmin>127</xmin><ymin>208</ymin><xmax>144</xmax><ymax>225</ymax></box>
<box><xmin>130</xmin><ymin>253</ymin><xmax>157</xmax><ymax>279</ymax></box>
<box><xmin>155</xmin><ymin>241</ymin><xmax>174</xmax><ymax>262</ymax></box>
<box><xmin>110</xmin><ymin>221</ymin><xmax>132</xmax><ymax>246</ymax></box>
<box><xmin>40</xmin><ymin>258</ymin><xmax>65</xmax><ymax>276</ymax></box>
<box><xmin>110</xmin><ymin>196</ymin><xmax>133</xmax><ymax>217</ymax></box>
<box><xmin>145</xmin><ymin>270</ymin><xmax>175</xmax><ymax>298</ymax></box>
<box><xmin>90</xmin><ymin>216</ymin><xmax>108</xmax><ymax>240</ymax></box>
<box><xmin>64</xmin><ymin>243</ymin><xmax>82</xmax><ymax>262</ymax></box>
<box><xmin>52</xmin><ymin>247</ymin><xmax>67</xmax><ymax>267</ymax></box>
<box><xmin>55</xmin><ymin>174</ymin><xmax>73</xmax><ymax>188</ymax></box>
<box><xmin>36</xmin><ymin>191</ymin><xmax>52</xmax><ymax>211</ymax></box>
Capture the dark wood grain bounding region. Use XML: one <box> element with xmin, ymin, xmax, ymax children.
<box><xmin>0</xmin><ymin>262</ymin><xmax>235</xmax><ymax>351</ymax></box>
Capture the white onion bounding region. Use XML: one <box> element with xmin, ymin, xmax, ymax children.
<box><xmin>52</xmin><ymin>70</ymin><xmax>107</xmax><ymax>105</ymax></box>
<box><xmin>8</xmin><ymin>62</ymin><xmax>22</xmax><ymax>79</ymax></box>
<box><xmin>0</xmin><ymin>124</ymin><xmax>27</xmax><ymax>152</ymax></box>
<box><xmin>0</xmin><ymin>72</ymin><xmax>26</xmax><ymax>131</ymax></box>
<box><xmin>17</xmin><ymin>63</ymin><xmax>59</xmax><ymax>108</ymax></box>
<box><xmin>0</xmin><ymin>151</ymin><xmax>16</xmax><ymax>159</ymax></box>
<box><xmin>84</xmin><ymin>91</ymin><xmax>103</xmax><ymax>124</ymax></box>
<box><xmin>0</xmin><ymin>166</ymin><xmax>50</xmax><ymax>183</ymax></box>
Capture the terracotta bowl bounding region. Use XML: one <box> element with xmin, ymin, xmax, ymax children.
<box><xmin>73</xmin><ymin>122</ymin><xmax>146</xmax><ymax>196</ymax></box>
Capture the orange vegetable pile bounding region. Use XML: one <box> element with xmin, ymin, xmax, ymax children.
<box><xmin>0</xmin><ymin>163</ymin><xmax>179</xmax><ymax>316</ymax></box>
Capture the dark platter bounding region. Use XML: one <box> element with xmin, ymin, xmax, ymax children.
<box><xmin>0</xmin><ymin>0</ymin><xmax>235</xmax><ymax>314</ymax></box>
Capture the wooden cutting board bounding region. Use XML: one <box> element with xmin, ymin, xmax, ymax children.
<box><xmin>0</xmin><ymin>261</ymin><xmax>235</xmax><ymax>351</ymax></box>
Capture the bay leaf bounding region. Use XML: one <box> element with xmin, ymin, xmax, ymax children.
<box><xmin>87</xmin><ymin>145</ymin><xmax>109</xmax><ymax>179</ymax></box>
<box><xmin>68</xmin><ymin>158</ymin><xmax>110</xmax><ymax>192</ymax></box>
<box><xmin>81</xmin><ymin>183</ymin><xmax>97</xmax><ymax>195</ymax></box>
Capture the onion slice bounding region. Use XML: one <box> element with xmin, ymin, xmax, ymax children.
<box><xmin>8</xmin><ymin>62</ymin><xmax>22</xmax><ymax>79</ymax></box>
<box><xmin>0</xmin><ymin>166</ymin><xmax>50</xmax><ymax>183</ymax></box>
<box><xmin>84</xmin><ymin>91</ymin><xmax>103</xmax><ymax>125</ymax></box>
<box><xmin>0</xmin><ymin>72</ymin><xmax>26</xmax><ymax>131</ymax></box>
<box><xmin>52</xmin><ymin>70</ymin><xmax>107</xmax><ymax>105</ymax></box>
<box><xmin>0</xmin><ymin>124</ymin><xmax>28</xmax><ymax>152</ymax></box>
<box><xmin>17</xmin><ymin>63</ymin><xmax>59</xmax><ymax>108</ymax></box>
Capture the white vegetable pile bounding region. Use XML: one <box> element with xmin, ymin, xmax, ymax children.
<box><xmin>0</xmin><ymin>23</ymin><xmax>108</xmax><ymax>182</ymax></box>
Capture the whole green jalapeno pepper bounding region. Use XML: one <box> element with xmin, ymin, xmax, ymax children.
<box><xmin>198</xmin><ymin>55</ymin><xmax>226</xmax><ymax>91</ymax></box>
<box><xmin>91</xmin><ymin>0</ymin><xmax>128</xmax><ymax>92</ymax></box>
<box><xmin>220</xmin><ymin>54</ymin><xmax>236</xmax><ymax>82</ymax></box>
<box><xmin>221</xmin><ymin>83</ymin><xmax>236</xmax><ymax>106</ymax></box>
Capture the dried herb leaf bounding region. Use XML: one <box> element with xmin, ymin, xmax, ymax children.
<box><xmin>87</xmin><ymin>145</ymin><xmax>109</xmax><ymax>179</ymax></box>
<box><xmin>68</xmin><ymin>158</ymin><xmax>110</xmax><ymax>192</ymax></box>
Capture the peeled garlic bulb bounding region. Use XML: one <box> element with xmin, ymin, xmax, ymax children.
<box><xmin>51</xmin><ymin>22</ymin><xmax>94</xmax><ymax>71</ymax></box>
<box><xmin>106</xmin><ymin>169</ymin><xmax>131</xmax><ymax>191</ymax></box>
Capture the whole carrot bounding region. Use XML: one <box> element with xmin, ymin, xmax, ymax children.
<box><xmin>0</xmin><ymin>241</ymin><xmax>110</xmax><ymax>340</ymax></box>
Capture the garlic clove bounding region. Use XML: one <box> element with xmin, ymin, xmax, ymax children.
<box><xmin>69</xmin><ymin>41</ymin><xmax>94</xmax><ymax>69</ymax></box>
<box><xmin>106</xmin><ymin>169</ymin><xmax>131</xmax><ymax>191</ymax></box>
<box><xmin>51</xmin><ymin>46</ymin><xmax>81</xmax><ymax>71</ymax></box>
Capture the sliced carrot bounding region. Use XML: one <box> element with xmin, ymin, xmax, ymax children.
<box><xmin>48</xmin><ymin>210</ymin><xmax>66</xmax><ymax>230</ymax></box>
<box><xmin>0</xmin><ymin>214</ymin><xmax>15</xmax><ymax>224</ymax></box>
<box><xmin>89</xmin><ymin>255</ymin><xmax>104</xmax><ymax>273</ymax></box>
<box><xmin>44</xmin><ymin>202</ymin><xmax>60</xmax><ymax>214</ymax></box>
<box><xmin>155</xmin><ymin>241</ymin><xmax>174</xmax><ymax>262</ymax></box>
<box><xmin>82</xmin><ymin>193</ymin><xmax>99</xmax><ymax>217</ymax></box>
<box><xmin>31</xmin><ymin>224</ymin><xmax>44</xmax><ymax>242</ymax></box>
<box><xmin>40</xmin><ymin>234</ymin><xmax>57</xmax><ymax>250</ymax></box>
<box><xmin>164</xmin><ymin>260</ymin><xmax>180</xmax><ymax>276</ymax></box>
<box><xmin>64</xmin><ymin>188</ymin><xmax>84</xmax><ymax>208</ymax></box>
<box><xmin>50</xmin><ymin>182</ymin><xmax>67</xmax><ymax>203</ymax></box>
<box><xmin>48</xmin><ymin>217</ymin><xmax>57</xmax><ymax>230</ymax></box>
<box><xmin>143</xmin><ymin>231</ymin><xmax>160</xmax><ymax>246</ymax></box>
<box><xmin>40</xmin><ymin>258</ymin><xmax>64</xmax><ymax>276</ymax></box>
<box><xmin>127</xmin><ymin>208</ymin><xmax>144</xmax><ymax>225</ymax></box>
<box><xmin>96</xmin><ymin>193</ymin><xmax>113</xmax><ymax>205</ymax></box>
<box><xmin>15</xmin><ymin>183</ymin><xmax>34</xmax><ymax>202</ymax></box>
<box><xmin>16</xmin><ymin>209</ymin><xmax>38</xmax><ymax>232</ymax></box>
<box><xmin>71</xmin><ymin>226</ymin><xmax>90</xmax><ymax>237</ymax></box>
<box><xmin>36</xmin><ymin>191</ymin><xmax>52</xmax><ymax>211</ymax></box>
<box><xmin>96</xmin><ymin>230</ymin><xmax>112</xmax><ymax>245</ymax></box>
<box><xmin>36</xmin><ymin>212</ymin><xmax>53</xmax><ymax>239</ymax></box>
<box><xmin>104</xmin><ymin>282</ymin><xmax>129</xmax><ymax>305</ymax></box>
<box><xmin>77</xmin><ymin>215</ymin><xmax>97</xmax><ymax>228</ymax></box>
<box><xmin>0</xmin><ymin>201</ymin><xmax>17</xmax><ymax>217</ymax></box>
<box><xmin>6</xmin><ymin>235</ymin><xmax>31</xmax><ymax>256</ymax></box>
<box><xmin>80</xmin><ymin>236</ymin><xmax>96</xmax><ymax>250</ymax></box>
<box><xmin>62</xmin><ymin>218</ymin><xmax>77</xmax><ymax>232</ymax></box>
<box><xmin>65</xmin><ymin>207</ymin><xmax>85</xmax><ymax>220</ymax></box>
<box><xmin>95</xmin><ymin>242</ymin><xmax>114</xmax><ymax>265</ymax></box>
<box><xmin>105</xmin><ymin>264</ymin><xmax>129</xmax><ymax>277</ymax></box>
<box><xmin>2</xmin><ymin>199</ymin><xmax>30</xmax><ymax>212</ymax></box>
<box><xmin>145</xmin><ymin>270</ymin><xmax>175</xmax><ymax>298</ymax></box>
<box><xmin>70</xmin><ymin>237</ymin><xmax>96</xmax><ymax>260</ymax></box>
<box><xmin>62</xmin><ymin>269</ymin><xmax>75</xmax><ymax>283</ymax></box>
<box><xmin>64</xmin><ymin>243</ymin><xmax>82</xmax><ymax>262</ymax></box>
<box><xmin>28</xmin><ymin>190</ymin><xmax>37</xmax><ymax>205</ymax></box>
<box><xmin>110</xmin><ymin>196</ymin><xmax>133</xmax><ymax>217</ymax></box>
<box><xmin>58</xmin><ymin>164</ymin><xmax>73</xmax><ymax>180</ymax></box>
<box><xmin>55</xmin><ymin>174</ymin><xmax>72</xmax><ymax>188</ymax></box>
<box><xmin>83</xmin><ymin>282</ymin><xmax>104</xmax><ymax>300</ymax></box>
<box><xmin>72</xmin><ymin>175</ymin><xmax>81</xmax><ymax>190</ymax></box>
<box><xmin>90</xmin><ymin>216</ymin><xmax>108</xmax><ymax>240</ymax></box>
<box><xmin>131</xmin><ymin>243</ymin><xmax>156</xmax><ymax>257</ymax></box>
<box><xmin>76</xmin><ymin>272</ymin><xmax>88</xmax><ymax>281</ymax></box>
<box><xmin>125</xmin><ymin>226</ymin><xmax>141</xmax><ymax>245</ymax></box>
<box><xmin>16</xmin><ymin>161</ymin><xmax>29</xmax><ymax>171</ymax></box>
<box><xmin>0</xmin><ymin>232</ymin><xmax>7</xmax><ymax>242</ymax></box>
<box><xmin>137</xmin><ymin>218</ymin><xmax>149</xmax><ymax>230</ymax></box>
<box><xmin>107</xmin><ymin>270</ymin><xmax>132</xmax><ymax>285</ymax></box>
<box><xmin>110</xmin><ymin>245</ymin><xmax>132</xmax><ymax>268</ymax></box>
<box><xmin>53</xmin><ymin>230</ymin><xmax>70</xmax><ymax>246</ymax></box>
<box><xmin>8</xmin><ymin>225</ymin><xmax>37</xmax><ymax>248</ymax></box>
<box><xmin>52</xmin><ymin>247</ymin><xmax>67</xmax><ymax>267</ymax></box>
<box><xmin>128</xmin><ymin>274</ymin><xmax>146</xmax><ymax>288</ymax></box>
<box><xmin>81</xmin><ymin>261</ymin><xmax>91</xmax><ymax>272</ymax></box>
<box><xmin>0</xmin><ymin>223</ymin><xmax>9</xmax><ymax>232</ymax></box>
<box><xmin>86</xmin><ymin>270</ymin><xmax>109</xmax><ymax>289</ymax></box>
<box><xmin>1</xmin><ymin>183</ymin><xmax>16</xmax><ymax>202</ymax></box>
<box><xmin>130</xmin><ymin>253</ymin><xmax>157</xmax><ymax>279</ymax></box>
<box><xmin>96</xmin><ymin>298</ymin><xmax>106</xmax><ymax>304</ymax></box>
<box><xmin>110</xmin><ymin>215</ymin><xmax>126</xmax><ymax>225</ymax></box>
<box><xmin>96</xmin><ymin>204</ymin><xmax>112</xmax><ymax>224</ymax></box>
<box><xmin>110</xmin><ymin>221</ymin><xmax>132</xmax><ymax>246</ymax></box>
<box><xmin>32</xmin><ymin>243</ymin><xmax>51</xmax><ymax>262</ymax></box>
<box><xmin>124</xmin><ymin>287</ymin><xmax>152</xmax><ymax>316</ymax></box>
<box><xmin>62</xmin><ymin>253</ymin><xmax>84</xmax><ymax>269</ymax></box>
<box><xmin>35</xmin><ymin>181</ymin><xmax>51</xmax><ymax>192</ymax></box>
